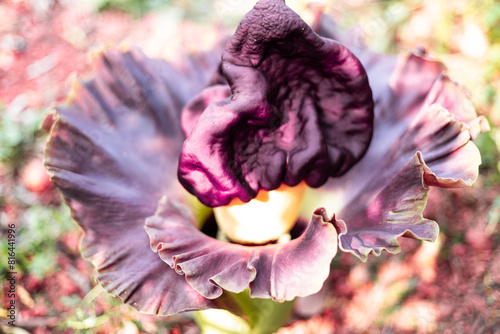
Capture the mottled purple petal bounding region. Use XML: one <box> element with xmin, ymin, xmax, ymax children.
<box><xmin>334</xmin><ymin>152</ymin><xmax>438</xmax><ymax>259</ymax></box>
<box><xmin>145</xmin><ymin>197</ymin><xmax>339</xmax><ymax>302</ymax></box>
<box><xmin>313</xmin><ymin>18</ymin><xmax>488</xmax><ymax>260</ymax></box>
<box><xmin>45</xmin><ymin>48</ymin><xmax>221</xmax><ymax>315</ymax></box>
<box><xmin>178</xmin><ymin>0</ymin><xmax>374</xmax><ymax>207</ymax></box>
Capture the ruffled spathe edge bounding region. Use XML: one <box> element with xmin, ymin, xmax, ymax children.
<box><xmin>145</xmin><ymin>197</ymin><xmax>339</xmax><ymax>302</ymax></box>
<box><xmin>44</xmin><ymin>48</ymin><xmax>224</xmax><ymax>316</ymax></box>
<box><xmin>312</xmin><ymin>19</ymin><xmax>489</xmax><ymax>261</ymax></box>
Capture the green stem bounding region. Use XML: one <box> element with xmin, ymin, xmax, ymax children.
<box><xmin>194</xmin><ymin>290</ymin><xmax>295</xmax><ymax>334</ymax></box>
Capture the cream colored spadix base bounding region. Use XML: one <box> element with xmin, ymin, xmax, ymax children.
<box><xmin>213</xmin><ymin>182</ymin><xmax>307</xmax><ymax>244</ymax></box>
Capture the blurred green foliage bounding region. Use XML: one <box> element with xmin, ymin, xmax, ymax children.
<box><xmin>91</xmin><ymin>0</ymin><xmax>170</xmax><ymax>17</ymax></box>
<box><xmin>58</xmin><ymin>286</ymin><xmax>124</xmax><ymax>333</ymax></box>
<box><xmin>0</xmin><ymin>101</ymin><xmax>43</xmax><ymax>169</ymax></box>
<box><xmin>0</xmin><ymin>201</ymin><xmax>75</xmax><ymax>279</ymax></box>
<box><xmin>89</xmin><ymin>0</ymin><xmax>223</xmax><ymax>22</ymax></box>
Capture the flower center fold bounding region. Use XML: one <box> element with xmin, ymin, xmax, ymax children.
<box><xmin>213</xmin><ymin>182</ymin><xmax>307</xmax><ymax>244</ymax></box>
<box><xmin>177</xmin><ymin>0</ymin><xmax>374</xmax><ymax>208</ymax></box>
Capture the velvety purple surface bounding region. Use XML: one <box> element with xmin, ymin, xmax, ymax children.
<box><xmin>178</xmin><ymin>0</ymin><xmax>374</xmax><ymax>207</ymax></box>
<box><xmin>145</xmin><ymin>197</ymin><xmax>338</xmax><ymax>302</ymax></box>
<box><xmin>44</xmin><ymin>44</ymin><xmax>340</xmax><ymax>315</ymax></box>
<box><xmin>314</xmin><ymin>18</ymin><xmax>489</xmax><ymax>261</ymax></box>
<box><xmin>43</xmin><ymin>3</ymin><xmax>488</xmax><ymax>317</ymax></box>
<box><xmin>44</xmin><ymin>48</ymin><xmax>222</xmax><ymax>316</ymax></box>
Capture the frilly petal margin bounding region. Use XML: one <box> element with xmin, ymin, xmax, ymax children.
<box><xmin>332</xmin><ymin>101</ymin><xmax>486</xmax><ymax>261</ymax></box>
<box><xmin>44</xmin><ymin>48</ymin><xmax>222</xmax><ymax>315</ymax></box>
<box><xmin>145</xmin><ymin>197</ymin><xmax>339</xmax><ymax>302</ymax></box>
<box><xmin>178</xmin><ymin>0</ymin><xmax>374</xmax><ymax>207</ymax></box>
<box><xmin>335</xmin><ymin>152</ymin><xmax>439</xmax><ymax>260</ymax></box>
<box><xmin>312</xmin><ymin>18</ymin><xmax>489</xmax><ymax>261</ymax></box>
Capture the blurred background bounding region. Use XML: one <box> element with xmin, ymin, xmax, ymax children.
<box><xmin>0</xmin><ymin>0</ymin><xmax>499</xmax><ymax>333</ymax></box>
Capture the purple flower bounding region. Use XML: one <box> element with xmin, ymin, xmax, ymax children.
<box><xmin>44</xmin><ymin>0</ymin><xmax>487</xmax><ymax>316</ymax></box>
<box><xmin>178</xmin><ymin>0</ymin><xmax>374</xmax><ymax>208</ymax></box>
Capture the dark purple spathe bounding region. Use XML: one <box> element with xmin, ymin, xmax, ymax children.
<box><xmin>145</xmin><ymin>197</ymin><xmax>338</xmax><ymax>302</ymax></box>
<box><xmin>43</xmin><ymin>0</ymin><xmax>488</xmax><ymax>318</ymax></box>
<box><xmin>178</xmin><ymin>0</ymin><xmax>374</xmax><ymax>207</ymax></box>
<box><xmin>314</xmin><ymin>18</ymin><xmax>489</xmax><ymax>260</ymax></box>
<box><xmin>44</xmin><ymin>49</ymin><xmax>221</xmax><ymax>315</ymax></box>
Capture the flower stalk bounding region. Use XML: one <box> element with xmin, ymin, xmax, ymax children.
<box><xmin>195</xmin><ymin>290</ymin><xmax>295</xmax><ymax>334</ymax></box>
